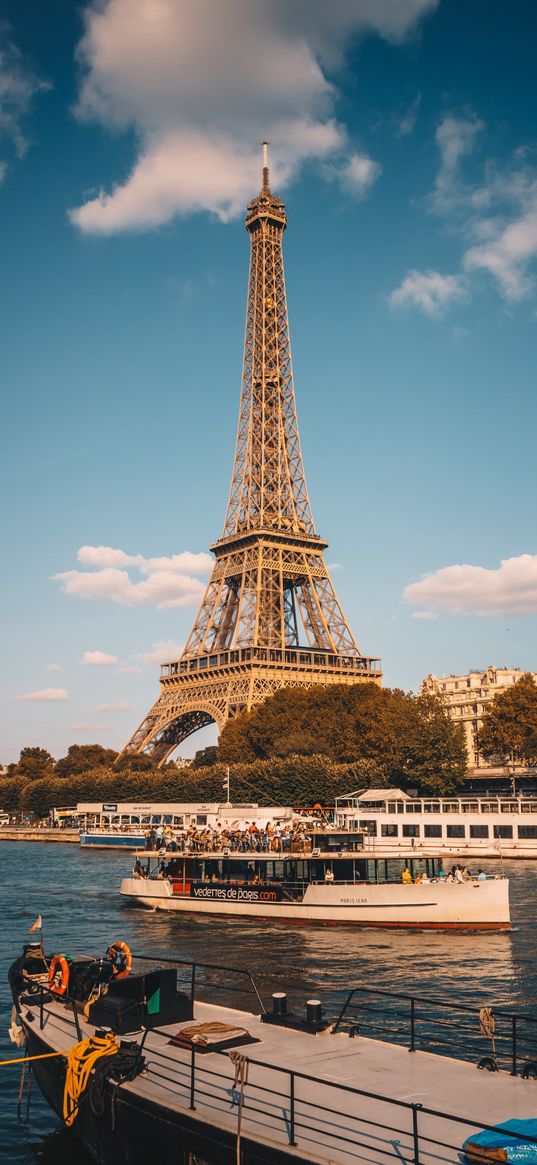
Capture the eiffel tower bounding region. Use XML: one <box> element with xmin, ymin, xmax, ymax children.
<box><xmin>120</xmin><ymin>145</ymin><xmax>381</xmax><ymax>765</ymax></box>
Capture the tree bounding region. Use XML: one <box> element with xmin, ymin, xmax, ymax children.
<box><xmin>55</xmin><ymin>744</ymin><xmax>118</xmax><ymax>777</ymax></box>
<box><xmin>479</xmin><ymin>674</ymin><xmax>537</xmax><ymax>766</ymax></box>
<box><xmin>14</xmin><ymin>747</ymin><xmax>55</xmax><ymax>781</ymax></box>
<box><xmin>192</xmin><ymin>747</ymin><xmax>218</xmax><ymax>768</ymax></box>
<box><xmin>218</xmin><ymin>683</ymin><xmax>467</xmax><ymax>793</ymax></box>
<box><xmin>115</xmin><ymin>752</ymin><xmax>155</xmax><ymax>772</ymax></box>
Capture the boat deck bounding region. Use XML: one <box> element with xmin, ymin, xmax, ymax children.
<box><xmin>26</xmin><ymin>994</ymin><xmax>537</xmax><ymax>1165</ymax></box>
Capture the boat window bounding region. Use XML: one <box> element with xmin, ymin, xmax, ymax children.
<box><xmin>424</xmin><ymin>824</ymin><xmax>442</xmax><ymax>838</ymax></box>
<box><xmin>359</xmin><ymin>820</ymin><xmax>377</xmax><ymax>836</ymax></box>
<box><xmin>493</xmin><ymin>825</ymin><xmax>513</xmax><ymax>839</ymax></box>
<box><xmin>387</xmin><ymin>802</ymin><xmax>397</xmax><ymax>814</ymax></box>
<box><xmin>196</xmin><ymin>815</ymin><xmax>208</xmax><ymax>826</ymax></box>
<box><xmin>381</xmin><ymin>823</ymin><xmax>398</xmax><ymax>837</ymax></box>
<box><xmin>396</xmin><ymin>802</ymin><xmax>405</xmax><ymax>814</ymax></box>
<box><xmin>469</xmin><ymin>825</ymin><xmax>489</xmax><ymax>838</ymax></box>
<box><xmin>479</xmin><ymin>802</ymin><xmax>496</xmax><ymax>814</ymax></box>
<box><xmin>518</xmin><ymin>826</ymin><xmax>537</xmax><ymax>839</ymax></box>
<box><xmin>152</xmin><ymin>816</ymin><xmax>162</xmax><ymax>825</ymax></box>
<box><xmin>461</xmin><ymin>802</ymin><xmax>479</xmax><ymax>813</ymax></box>
<box><xmin>500</xmin><ymin>802</ymin><xmax>517</xmax><ymax>813</ymax></box>
<box><xmin>405</xmin><ymin>802</ymin><xmax>422</xmax><ymax>813</ymax></box>
<box><xmin>423</xmin><ymin>802</ymin><xmax>440</xmax><ymax>813</ymax></box>
<box><xmin>447</xmin><ymin>825</ymin><xmax>465</xmax><ymax>838</ymax></box>
<box><xmin>402</xmin><ymin>824</ymin><xmax>420</xmax><ymax>837</ymax></box>
<box><xmin>172</xmin><ymin>816</ymin><xmax>184</xmax><ymax>826</ymax></box>
<box><xmin>162</xmin><ymin>815</ymin><xmax>172</xmax><ymax>825</ymax></box>
<box><xmin>442</xmin><ymin>803</ymin><xmax>459</xmax><ymax>813</ymax></box>
<box><xmin>141</xmin><ymin>816</ymin><xmax>151</xmax><ymax>825</ymax></box>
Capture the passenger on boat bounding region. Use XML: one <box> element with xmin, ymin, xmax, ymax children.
<box><xmin>413</xmin><ymin>873</ymin><xmax>422</xmax><ymax>884</ymax></box>
<box><xmin>476</xmin><ymin>869</ymin><xmax>487</xmax><ymax>879</ymax></box>
<box><xmin>324</xmin><ymin>868</ymin><xmax>334</xmax><ymax>883</ymax></box>
<box><xmin>131</xmin><ymin>859</ymin><xmax>144</xmax><ymax>878</ymax></box>
<box><xmin>401</xmin><ymin>867</ymin><xmax>412</xmax><ymax>884</ymax></box>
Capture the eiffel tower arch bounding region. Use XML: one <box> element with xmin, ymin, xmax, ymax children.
<box><xmin>119</xmin><ymin>145</ymin><xmax>382</xmax><ymax>767</ymax></box>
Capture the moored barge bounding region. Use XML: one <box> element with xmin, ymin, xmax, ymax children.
<box><xmin>8</xmin><ymin>939</ymin><xmax>537</xmax><ymax>1165</ymax></box>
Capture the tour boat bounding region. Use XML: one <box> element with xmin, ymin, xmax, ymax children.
<box><xmin>335</xmin><ymin>787</ymin><xmax>537</xmax><ymax>859</ymax></box>
<box><xmin>76</xmin><ymin>800</ymin><xmax>298</xmax><ymax>850</ymax></box>
<box><xmin>119</xmin><ymin>829</ymin><xmax>510</xmax><ymax>929</ymax></box>
<box><xmin>8</xmin><ymin>938</ymin><xmax>537</xmax><ymax>1165</ymax></box>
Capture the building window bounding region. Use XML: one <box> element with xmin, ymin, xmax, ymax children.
<box><xmin>403</xmin><ymin>824</ymin><xmax>420</xmax><ymax>837</ymax></box>
<box><xmin>381</xmin><ymin>824</ymin><xmax>398</xmax><ymax>837</ymax></box>
<box><xmin>424</xmin><ymin>824</ymin><xmax>442</xmax><ymax>838</ymax></box>
<box><xmin>469</xmin><ymin>825</ymin><xmax>489</xmax><ymax>839</ymax></box>
<box><xmin>493</xmin><ymin>825</ymin><xmax>513</xmax><ymax>839</ymax></box>
<box><xmin>447</xmin><ymin>825</ymin><xmax>465</xmax><ymax>838</ymax></box>
<box><xmin>518</xmin><ymin>826</ymin><xmax>537</xmax><ymax>839</ymax></box>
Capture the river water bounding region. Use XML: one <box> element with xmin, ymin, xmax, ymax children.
<box><xmin>1</xmin><ymin>842</ymin><xmax>536</xmax><ymax>1163</ymax></box>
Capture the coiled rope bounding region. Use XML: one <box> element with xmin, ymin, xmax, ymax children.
<box><xmin>479</xmin><ymin>1006</ymin><xmax>497</xmax><ymax>1067</ymax></box>
<box><xmin>63</xmin><ymin>1033</ymin><xmax>119</xmax><ymax>1127</ymax></box>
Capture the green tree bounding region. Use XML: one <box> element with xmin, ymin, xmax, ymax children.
<box><xmin>55</xmin><ymin>744</ymin><xmax>118</xmax><ymax>777</ymax></box>
<box><xmin>192</xmin><ymin>747</ymin><xmax>219</xmax><ymax>768</ymax></box>
<box><xmin>479</xmin><ymin>674</ymin><xmax>537</xmax><ymax>766</ymax></box>
<box><xmin>218</xmin><ymin>683</ymin><xmax>467</xmax><ymax>793</ymax></box>
<box><xmin>14</xmin><ymin>747</ymin><xmax>55</xmax><ymax>780</ymax></box>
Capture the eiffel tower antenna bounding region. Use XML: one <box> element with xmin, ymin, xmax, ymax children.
<box><xmin>119</xmin><ymin>149</ymin><xmax>381</xmax><ymax>765</ymax></box>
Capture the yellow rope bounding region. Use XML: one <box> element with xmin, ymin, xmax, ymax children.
<box><xmin>63</xmin><ymin>1033</ymin><xmax>118</xmax><ymax>1127</ymax></box>
<box><xmin>0</xmin><ymin>1051</ymin><xmax>65</xmax><ymax>1067</ymax></box>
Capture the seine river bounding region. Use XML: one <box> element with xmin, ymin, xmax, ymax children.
<box><xmin>1</xmin><ymin>842</ymin><xmax>537</xmax><ymax>1163</ymax></box>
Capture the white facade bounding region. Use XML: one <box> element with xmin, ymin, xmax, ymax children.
<box><xmin>421</xmin><ymin>665</ymin><xmax>537</xmax><ymax>767</ymax></box>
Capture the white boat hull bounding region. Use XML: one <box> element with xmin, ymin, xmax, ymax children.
<box><xmin>119</xmin><ymin>876</ymin><xmax>510</xmax><ymax>929</ymax></box>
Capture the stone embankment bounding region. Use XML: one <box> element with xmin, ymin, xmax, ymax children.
<box><xmin>0</xmin><ymin>828</ymin><xmax>79</xmax><ymax>843</ymax></box>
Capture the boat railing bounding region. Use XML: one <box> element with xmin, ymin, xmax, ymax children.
<box><xmin>25</xmin><ymin>976</ymin><xmax>537</xmax><ymax>1162</ymax></box>
<box><xmin>130</xmin><ymin>952</ymin><xmax>267</xmax><ymax>1014</ymax></box>
<box><xmin>331</xmin><ymin>985</ymin><xmax>537</xmax><ymax>1077</ymax></box>
<box><xmin>145</xmin><ymin>1021</ymin><xmax>537</xmax><ymax>1164</ymax></box>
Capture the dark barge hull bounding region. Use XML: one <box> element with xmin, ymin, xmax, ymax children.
<box><xmin>23</xmin><ymin>1023</ymin><xmax>314</xmax><ymax>1165</ymax></box>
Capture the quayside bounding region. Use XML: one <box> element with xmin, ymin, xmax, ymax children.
<box><xmin>8</xmin><ymin>943</ymin><xmax>537</xmax><ymax>1165</ymax></box>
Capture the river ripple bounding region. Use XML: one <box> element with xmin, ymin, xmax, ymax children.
<box><xmin>1</xmin><ymin>843</ymin><xmax>536</xmax><ymax>1163</ymax></box>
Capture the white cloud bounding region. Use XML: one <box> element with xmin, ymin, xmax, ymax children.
<box><xmin>142</xmin><ymin>640</ymin><xmax>183</xmax><ymax>666</ymax></box>
<box><xmin>389</xmin><ymin>269</ymin><xmax>467</xmax><ymax>317</ymax></box>
<box><xmin>0</xmin><ymin>32</ymin><xmax>50</xmax><ymax>180</ymax></box>
<box><xmin>404</xmin><ymin>553</ymin><xmax>537</xmax><ymax>616</ymax></box>
<box><xmin>432</xmin><ymin>114</ymin><xmax>483</xmax><ymax>212</ymax></box>
<box><xmin>423</xmin><ymin>112</ymin><xmax>537</xmax><ymax>303</ymax></box>
<box><xmin>336</xmin><ymin>151</ymin><xmax>381</xmax><ymax>197</ymax></box>
<box><xmin>81</xmin><ymin>650</ymin><xmax>119</xmax><ymax>666</ymax></box>
<box><xmin>464</xmin><ymin>204</ymin><xmax>537</xmax><ymax>301</ymax></box>
<box><xmin>69</xmin><ymin>0</ymin><xmax>435</xmax><ymax>233</ymax></box>
<box><xmin>95</xmin><ymin>701</ymin><xmax>133</xmax><ymax>712</ymax></box>
<box><xmin>15</xmin><ymin>688</ymin><xmax>69</xmax><ymax>703</ymax></box>
<box><xmin>46</xmin><ymin>663</ymin><xmax>62</xmax><ymax>672</ymax></box>
<box><xmin>53</xmin><ymin>545</ymin><xmax>212</xmax><ymax>609</ymax></box>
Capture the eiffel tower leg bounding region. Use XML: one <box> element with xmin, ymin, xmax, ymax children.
<box><xmin>119</xmin><ymin>689</ymin><xmax>229</xmax><ymax>767</ymax></box>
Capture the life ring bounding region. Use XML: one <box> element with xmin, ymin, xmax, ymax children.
<box><xmin>48</xmin><ymin>954</ymin><xmax>70</xmax><ymax>996</ymax></box>
<box><xmin>107</xmin><ymin>941</ymin><xmax>133</xmax><ymax>980</ymax></box>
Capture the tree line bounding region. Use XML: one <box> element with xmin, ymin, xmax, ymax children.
<box><xmin>2</xmin><ymin>675</ymin><xmax>535</xmax><ymax>819</ymax></box>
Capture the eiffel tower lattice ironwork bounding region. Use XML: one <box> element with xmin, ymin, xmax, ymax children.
<box><xmin>120</xmin><ymin>145</ymin><xmax>381</xmax><ymax>765</ymax></box>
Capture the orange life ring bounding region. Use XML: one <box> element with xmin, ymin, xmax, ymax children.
<box><xmin>48</xmin><ymin>954</ymin><xmax>70</xmax><ymax>996</ymax></box>
<box><xmin>107</xmin><ymin>940</ymin><xmax>133</xmax><ymax>979</ymax></box>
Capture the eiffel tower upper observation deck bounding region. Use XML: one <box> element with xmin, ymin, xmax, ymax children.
<box><xmin>120</xmin><ymin>145</ymin><xmax>381</xmax><ymax>765</ymax></box>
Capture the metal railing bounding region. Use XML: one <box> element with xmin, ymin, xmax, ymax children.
<box><xmin>20</xmin><ymin>964</ymin><xmax>537</xmax><ymax>1165</ymax></box>
<box><xmin>144</xmin><ymin>1023</ymin><xmax>537</xmax><ymax>1165</ymax></box>
<box><xmin>332</xmin><ymin>985</ymin><xmax>537</xmax><ymax>1077</ymax></box>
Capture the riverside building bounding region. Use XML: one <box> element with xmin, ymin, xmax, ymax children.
<box><xmin>421</xmin><ymin>666</ymin><xmax>537</xmax><ymax>770</ymax></box>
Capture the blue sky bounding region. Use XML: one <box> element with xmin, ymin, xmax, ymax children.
<box><xmin>1</xmin><ymin>0</ymin><xmax>536</xmax><ymax>764</ymax></box>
